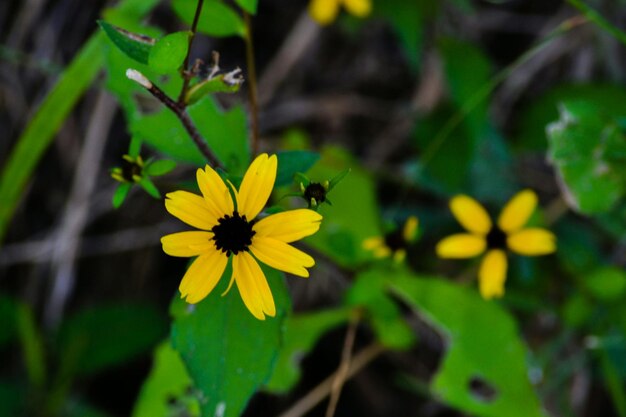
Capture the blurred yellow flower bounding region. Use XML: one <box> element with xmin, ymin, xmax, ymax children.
<box><xmin>436</xmin><ymin>190</ymin><xmax>556</xmax><ymax>299</ymax></box>
<box><xmin>161</xmin><ymin>154</ymin><xmax>323</xmax><ymax>320</ymax></box>
<box><xmin>308</xmin><ymin>0</ymin><xmax>372</xmax><ymax>26</ymax></box>
<box><xmin>363</xmin><ymin>216</ymin><xmax>419</xmax><ymax>263</ymax></box>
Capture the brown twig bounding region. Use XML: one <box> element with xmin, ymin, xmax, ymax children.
<box><xmin>126</xmin><ymin>69</ymin><xmax>223</xmax><ymax>169</ymax></box>
<box><xmin>177</xmin><ymin>0</ymin><xmax>205</xmax><ymax>105</ymax></box>
<box><xmin>325</xmin><ymin>308</ymin><xmax>363</xmax><ymax>417</ymax></box>
<box><xmin>278</xmin><ymin>343</ymin><xmax>385</xmax><ymax>417</ymax></box>
<box><xmin>243</xmin><ymin>11</ymin><xmax>259</xmax><ymax>154</ymax></box>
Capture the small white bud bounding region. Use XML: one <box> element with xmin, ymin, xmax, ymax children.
<box><xmin>125</xmin><ymin>69</ymin><xmax>152</xmax><ymax>89</ymax></box>
<box><xmin>223</xmin><ymin>67</ymin><xmax>244</xmax><ymax>86</ymax></box>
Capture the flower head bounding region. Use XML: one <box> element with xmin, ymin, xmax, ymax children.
<box><xmin>363</xmin><ymin>216</ymin><xmax>419</xmax><ymax>264</ymax></box>
<box><xmin>308</xmin><ymin>0</ymin><xmax>372</xmax><ymax>26</ymax></box>
<box><xmin>161</xmin><ymin>154</ymin><xmax>323</xmax><ymax>320</ymax></box>
<box><xmin>436</xmin><ymin>190</ymin><xmax>556</xmax><ymax>299</ymax></box>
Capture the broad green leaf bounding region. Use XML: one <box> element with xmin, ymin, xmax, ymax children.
<box><xmin>148</xmin><ymin>31</ymin><xmax>190</xmax><ymax>74</ymax></box>
<box><xmin>235</xmin><ymin>0</ymin><xmax>257</xmax><ymax>14</ymax></box>
<box><xmin>0</xmin><ymin>0</ymin><xmax>160</xmax><ymax>244</ymax></box>
<box><xmin>172</xmin><ymin>0</ymin><xmax>246</xmax><ymax>38</ymax></box>
<box><xmin>547</xmin><ymin>101</ymin><xmax>626</xmax><ymax>214</ymax></box>
<box><xmin>562</xmin><ymin>293</ymin><xmax>593</xmax><ymax>328</ymax></box>
<box><xmin>373</xmin><ymin>0</ymin><xmax>436</xmax><ymax>68</ymax></box>
<box><xmin>99</xmin><ymin>20</ymin><xmax>154</xmax><ymax>64</ymax></box>
<box><xmin>57</xmin><ymin>304</ymin><xmax>167</xmax><ymax>376</ymax></box>
<box><xmin>515</xmin><ymin>84</ymin><xmax>626</xmax><ymax>151</ymax></box>
<box><xmin>185</xmin><ymin>75</ymin><xmax>242</xmax><ymax>106</ymax></box>
<box><xmin>0</xmin><ymin>294</ymin><xmax>18</xmax><ymax>347</ymax></box>
<box><xmin>145</xmin><ymin>159</ymin><xmax>177</xmax><ymax>176</ymax></box>
<box><xmin>171</xmin><ymin>265</ymin><xmax>290</xmax><ymax>417</ymax></box>
<box><xmin>304</xmin><ymin>147</ymin><xmax>382</xmax><ymax>267</ymax></box>
<box><xmin>131</xmin><ymin>96</ymin><xmax>250</xmax><ymax>174</ymax></box>
<box><xmin>139</xmin><ymin>177</ymin><xmax>161</xmax><ymax>199</ymax></box>
<box><xmin>264</xmin><ymin>308</ymin><xmax>350</xmax><ymax>393</ymax></box>
<box><xmin>583</xmin><ymin>267</ymin><xmax>626</xmax><ymax>302</ymax></box>
<box><xmin>386</xmin><ymin>269</ymin><xmax>546</xmax><ymax>417</ymax></box>
<box><xmin>132</xmin><ymin>341</ymin><xmax>199</xmax><ymax>417</ymax></box>
<box><xmin>347</xmin><ymin>272</ymin><xmax>416</xmax><ymax>350</ymax></box>
<box><xmin>275</xmin><ymin>150</ymin><xmax>320</xmax><ymax>187</ymax></box>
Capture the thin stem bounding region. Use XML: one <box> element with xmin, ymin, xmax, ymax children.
<box><xmin>278</xmin><ymin>343</ymin><xmax>385</xmax><ymax>417</ymax></box>
<box><xmin>129</xmin><ymin>70</ymin><xmax>223</xmax><ymax>168</ymax></box>
<box><xmin>243</xmin><ymin>11</ymin><xmax>260</xmax><ymax>154</ymax></box>
<box><xmin>325</xmin><ymin>308</ymin><xmax>362</xmax><ymax>417</ymax></box>
<box><xmin>565</xmin><ymin>0</ymin><xmax>626</xmax><ymax>46</ymax></box>
<box><xmin>178</xmin><ymin>0</ymin><xmax>205</xmax><ymax>105</ymax></box>
<box><xmin>419</xmin><ymin>16</ymin><xmax>587</xmax><ymax>170</ymax></box>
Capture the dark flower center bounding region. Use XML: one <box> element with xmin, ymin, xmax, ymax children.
<box><xmin>384</xmin><ymin>229</ymin><xmax>406</xmax><ymax>252</ymax></box>
<box><xmin>211</xmin><ymin>211</ymin><xmax>255</xmax><ymax>256</ymax></box>
<box><xmin>304</xmin><ymin>183</ymin><xmax>327</xmax><ymax>204</ymax></box>
<box><xmin>121</xmin><ymin>159</ymin><xmax>142</xmax><ymax>182</ymax></box>
<box><xmin>486</xmin><ymin>226</ymin><xmax>507</xmax><ymax>249</ymax></box>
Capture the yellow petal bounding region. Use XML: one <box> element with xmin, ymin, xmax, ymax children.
<box><xmin>179</xmin><ymin>249</ymin><xmax>228</xmax><ymax>304</ymax></box>
<box><xmin>402</xmin><ymin>216</ymin><xmax>419</xmax><ymax>242</ymax></box>
<box><xmin>196</xmin><ymin>166</ymin><xmax>234</xmax><ymax>219</ymax></box>
<box><xmin>250</xmin><ymin>237</ymin><xmax>314</xmax><ymax>277</ymax></box>
<box><xmin>436</xmin><ymin>234</ymin><xmax>486</xmax><ymax>258</ymax></box>
<box><xmin>373</xmin><ymin>246</ymin><xmax>391</xmax><ymax>258</ymax></box>
<box><xmin>478</xmin><ymin>249</ymin><xmax>507</xmax><ymax>299</ymax></box>
<box><xmin>507</xmin><ymin>228</ymin><xmax>556</xmax><ymax>256</ymax></box>
<box><xmin>165</xmin><ymin>191</ymin><xmax>218</xmax><ymax>230</ymax></box>
<box><xmin>497</xmin><ymin>190</ymin><xmax>538</xmax><ymax>233</ymax></box>
<box><xmin>237</xmin><ymin>154</ymin><xmax>277</xmax><ymax>221</ymax></box>
<box><xmin>253</xmin><ymin>209</ymin><xmax>322</xmax><ymax>243</ymax></box>
<box><xmin>362</xmin><ymin>236</ymin><xmax>383</xmax><ymax>250</ymax></box>
<box><xmin>161</xmin><ymin>231</ymin><xmax>214</xmax><ymax>257</ymax></box>
<box><xmin>450</xmin><ymin>195</ymin><xmax>492</xmax><ymax>235</ymax></box>
<box><xmin>342</xmin><ymin>0</ymin><xmax>371</xmax><ymax>17</ymax></box>
<box><xmin>233</xmin><ymin>251</ymin><xmax>276</xmax><ymax>320</ymax></box>
<box><xmin>309</xmin><ymin>0</ymin><xmax>339</xmax><ymax>25</ymax></box>
<box><xmin>393</xmin><ymin>249</ymin><xmax>406</xmax><ymax>264</ymax></box>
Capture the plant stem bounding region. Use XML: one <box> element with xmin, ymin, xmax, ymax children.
<box><xmin>243</xmin><ymin>11</ymin><xmax>260</xmax><ymax>154</ymax></box>
<box><xmin>131</xmin><ymin>71</ymin><xmax>223</xmax><ymax>168</ymax></box>
<box><xmin>565</xmin><ymin>0</ymin><xmax>626</xmax><ymax>46</ymax></box>
<box><xmin>325</xmin><ymin>308</ymin><xmax>362</xmax><ymax>417</ymax></box>
<box><xmin>178</xmin><ymin>0</ymin><xmax>205</xmax><ymax>105</ymax></box>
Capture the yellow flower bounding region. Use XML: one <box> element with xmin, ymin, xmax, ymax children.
<box><xmin>161</xmin><ymin>154</ymin><xmax>323</xmax><ymax>320</ymax></box>
<box><xmin>436</xmin><ymin>190</ymin><xmax>556</xmax><ymax>299</ymax></box>
<box><xmin>111</xmin><ymin>154</ymin><xmax>144</xmax><ymax>183</ymax></box>
<box><xmin>309</xmin><ymin>0</ymin><xmax>372</xmax><ymax>26</ymax></box>
<box><xmin>363</xmin><ymin>216</ymin><xmax>419</xmax><ymax>263</ymax></box>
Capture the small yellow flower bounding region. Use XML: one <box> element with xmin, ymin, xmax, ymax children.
<box><xmin>436</xmin><ymin>190</ymin><xmax>556</xmax><ymax>299</ymax></box>
<box><xmin>111</xmin><ymin>155</ymin><xmax>144</xmax><ymax>183</ymax></box>
<box><xmin>308</xmin><ymin>0</ymin><xmax>372</xmax><ymax>26</ymax></box>
<box><xmin>363</xmin><ymin>216</ymin><xmax>419</xmax><ymax>263</ymax></box>
<box><xmin>161</xmin><ymin>154</ymin><xmax>323</xmax><ymax>320</ymax></box>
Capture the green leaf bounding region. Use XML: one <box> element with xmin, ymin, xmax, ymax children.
<box><xmin>515</xmin><ymin>84</ymin><xmax>626</xmax><ymax>151</ymax></box>
<box><xmin>185</xmin><ymin>75</ymin><xmax>242</xmax><ymax>106</ymax></box>
<box><xmin>583</xmin><ymin>267</ymin><xmax>626</xmax><ymax>302</ymax></box>
<box><xmin>172</xmin><ymin>0</ymin><xmax>246</xmax><ymax>38</ymax></box>
<box><xmin>131</xmin><ymin>97</ymin><xmax>250</xmax><ymax>175</ymax></box>
<box><xmin>148</xmin><ymin>31</ymin><xmax>190</xmax><ymax>74</ymax></box>
<box><xmin>547</xmin><ymin>101</ymin><xmax>626</xmax><ymax>214</ymax></box>
<box><xmin>171</xmin><ymin>265</ymin><xmax>290</xmax><ymax>417</ymax></box>
<box><xmin>57</xmin><ymin>304</ymin><xmax>167</xmax><ymax>376</ymax></box>
<box><xmin>235</xmin><ymin>0</ymin><xmax>257</xmax><ymax>14</ymax></box>
<box><xmin>132</xmin><ymin>341</ymin><xmax>199</xmax><ymax>417</ymax></box>
<box><xmin>0</xmin><ymin>381</ymin><xmax>24</xmax><ymax>417</ymax></box>
<box><xmin>275</xmin><ymin>151</ymin><xmax>320</xmax><ymax>187</ymax></box>
<box><xmin>139</xmin><ymin>177</ymin><xmax>161</xmax><ymax>199</ymax></box>
<box><xmin>99</xmin><ymin>20</ymin><xmax>154</xmax><ymax>64</ymax></box>
<box><xmin>387</xmin><ymin>269</ymin><xmax>546</xmax><ymax>417</ymax></box>
<box><xmin>304</xmin><ymin>147</ymin><xmax>382</xmax><ymax>268</ymax></box>
<box><xmin>112</xmin><ymin>183</ymin><xmax>132</xmax><ymax>208</ymax></box>
<box><xmin>145</xmin><ymin>159</ymin><xmax>177</xmax><ymax>176</ymax></box>
<box><xmin>347</xmin><ymin>272</ymin><xmax>416</xmax><ymax>350</ymax></box>
<box><xmin>264</xmin><ymin>308</ymin><xmax>350</xmax><ymax>393</ymax></box>
<box><xmin>0</xmin><ymin>294</ymin><xmax>18</xmax><ymax>347</ymax></box>
<box><xmin>16</xmin><ymin>303</ymin><xmax>46</xmax><ymax>387</ymax></box>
